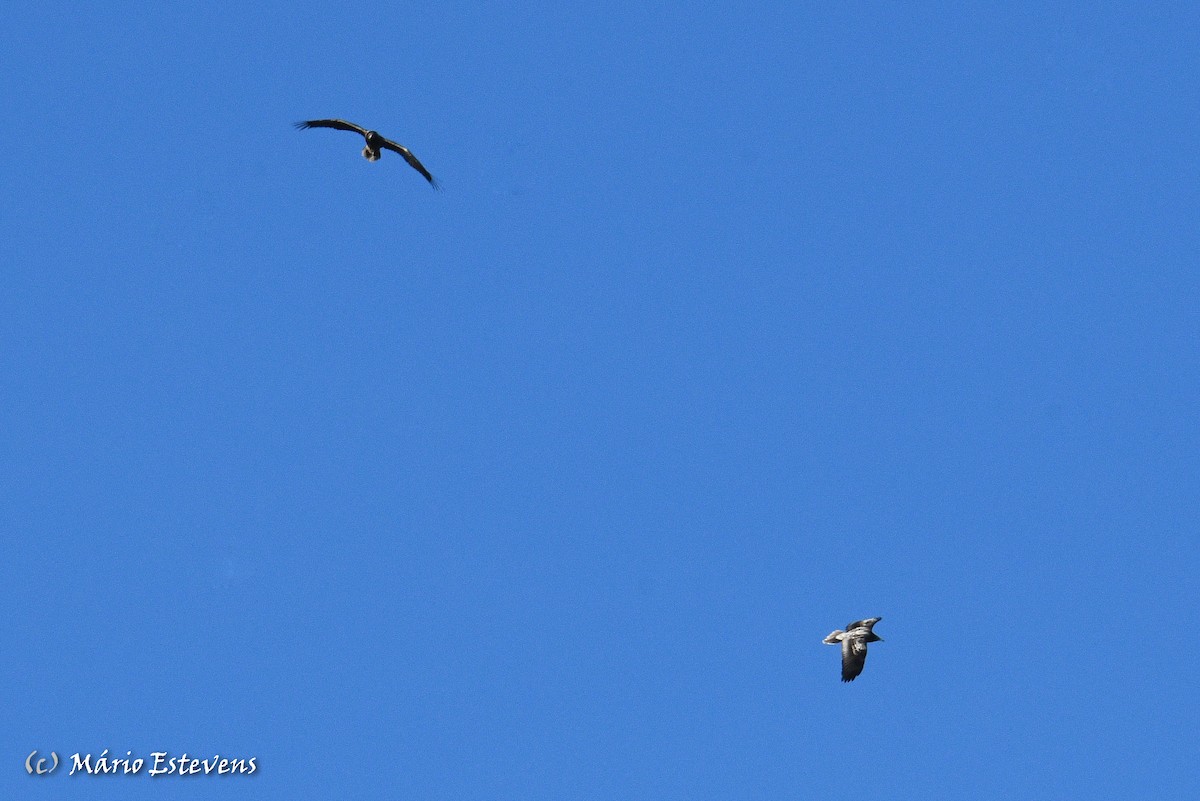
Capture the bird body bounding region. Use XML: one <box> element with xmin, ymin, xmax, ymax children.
<box><xmin>823</xmin><ymin>617</ymin><xmax>883</xmax><ymax>682</ymax></box>
<box><xmin>295</xmin><ymin>119</ymin><xmax>439</xmax><ymax>188</ymax></box>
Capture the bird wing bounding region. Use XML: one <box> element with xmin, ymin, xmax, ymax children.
<box><xmin>294</xmin><ymin>119</ymin><xmax>370</xmax><ymax>136</ymax></box>
<box><xmin>378</xmin><ymin>137</ymin><xmax>440</xmax><ymax>188</ymax></box>
<box><xmin>841</xmin><ymin>636</ymin><xmax>869</xmax><ymax>682</ymax></box>
<box><xmin>845</xmin><ymin>617</ymin><xmax>880</xmax><ymax>631</ymax></box>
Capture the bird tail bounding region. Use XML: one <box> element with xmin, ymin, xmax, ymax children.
<box><xmin>823</xmin><ymin>630</ymin><xmax>844</xmax><ymax>644</ymax></box>
<box><xmin>363</xmin><ymin>146</ymin><xmax>381</xmax><ymax>162</ymax></box>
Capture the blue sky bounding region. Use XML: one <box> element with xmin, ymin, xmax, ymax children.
<box><xmin>3</xmin><ymin>2</ymin><xmax>1198</xmax><ymax>799</ymax></box>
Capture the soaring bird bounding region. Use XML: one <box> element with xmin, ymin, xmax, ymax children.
<box><xmin>294</xmin><ymin>119</ymin><xmax>440</xmax><ymax>188</ymax></box>
<box><xmin>823</xmin><ymin>617</ymin><xmax>883</xmax><ymax>682</ymax></box>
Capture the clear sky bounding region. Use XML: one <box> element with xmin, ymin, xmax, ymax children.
<box><xmin>3</xmin><ymin>2</ymin><xmax>1198</xmax><ymax>799</ymax></box>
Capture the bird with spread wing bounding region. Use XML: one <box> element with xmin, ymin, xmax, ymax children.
<box><xmin>295</xmin><ymin>119</ymin><xmax>439</xmax><ymax>189</ymax></box>
<box><xmin>823</xmin><ymin>617</ymin><xmax>884</xmax><ymax>682</ymax></box>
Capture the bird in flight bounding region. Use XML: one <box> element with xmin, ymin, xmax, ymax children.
<box><xmin>823</xmin><ymin>617</ymin><xmax>883</xmax><ymax>682</ymax></box>
<box><xmin>294</xmin><ymin>119</ymin><xmax>440</xmax><ymax>189</ymax></box>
